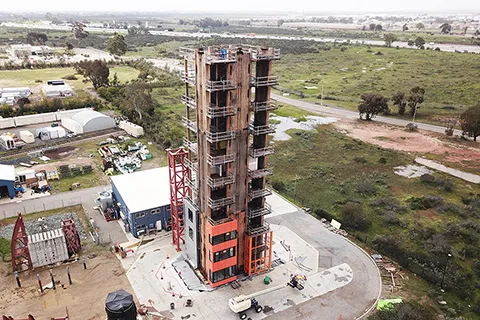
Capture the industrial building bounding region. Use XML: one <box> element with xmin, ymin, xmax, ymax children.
<box><xmin>61</xmin><ymin>109</ymin><xmax>116</xmax><ymax>134</ymax></box>
<box><xmin>8</xmin><ymin>44</ymin><xmax>52</xmax><ymax>59</ymax></box>
<box><xmin>111</xmin><ymin>167</ymin><xmax>172</xmax><ymax>237</ymax></box>
<box><xmin>42</xmin><ymin>84</ymin><xmax>75</xmax><ymax>98</ymax></box>
<box><xmin>174</xmin><ymin>45</ymin><xmax>279</xmax><ymax>287</ymax></box>
<box><xmin>0</xmin><ymin>164</ymin><xmax>16</xmax><ymax>199</ymax></box>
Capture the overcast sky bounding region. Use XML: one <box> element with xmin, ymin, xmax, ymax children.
<box><xmin>2</xmin><ymin>0</ymin><xmax>479</xmax><ymax>13</ymax></box>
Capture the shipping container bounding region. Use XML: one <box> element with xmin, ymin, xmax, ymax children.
<box><xmin>19</xmin><ymin>130</ymin><xmax>35</xmax><ymax>143</ymax></box>
<box><xmin>119</xmin><ymin>120</ymin><xmax>144</xmax><ymax>137</ymax></box>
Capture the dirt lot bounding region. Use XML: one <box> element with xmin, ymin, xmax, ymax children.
<box><xmin>334</xmin><ymin>119</ymin><xmax>480</xmax><ymax>174</ymax></box>
<box><xmin>0</xmin><ymin>251</ymin><xmax>135</xmax><ymax>319</ymax></box>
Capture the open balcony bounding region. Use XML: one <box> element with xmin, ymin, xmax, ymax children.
<box><xmin>207</xmin><ymin>173</ymin><xmax>235</xmax><ymax>188</ymax></box>
<box><xmin>181</xmin><ymin>71</ymin><xmax>196</xmax><ymax>85</ymax></box>
<box><xmin>207</xmin><ymin>104</ymin><xmax>236</xmax><ymax>118</ymax></box>
<box><xmin>249</xmin><ymin>124</ymin><xmax>275</xmax><ymax>136</ymax></box>
<box><xmin>249</xmin><ymin>146</ymin><xmax>275</xmax><ymax>158</ymax></box>
<box><xmin>183</xmin><ymin>137</ymin><xmax>198</xmax><ymax>153</ymax></box>
<box><xmin>206</xmin><ymin>130</ymin><xmax>236</xmax><ymax>143</ymax></box>
<box><xmin>246</xmin><ymin>222</ymin><xmax>270</xmax><ymax>236</ymax></box>
<box><xmin>248</xmin><ymin>168</ymin><xmax>273</xmax><ymax>179</ymax></box>
<box><xmin>181</xmin><ymin>95</ymin><xmax>196</xmax><ymax>109</ymax></box>
<box><xmin>205</xmin><ymin>48</ymin><xmax>237</xmax><ymax>64</ymax></box>
<box><xmin>184</xmin><ymin>157</ymin><xmax>198</xmax><ymax>173</ymax></box>
<box><xmin>250</xmin><ymin>75</ymin><xmax>279</xmax><ymax>87</ymax></box>
<box><xmin>182</xmin><ymin>117</ymin><xmax>197</xmax><ymax>132</ymax></box>
<box><xmin>207</xmin><ymin>153</ymin><xmax>236</xmax><ymax>166</ymax></box>
<box><xmin>247</xmin><ymin>203</ymin><xmax>272</xmax><ymax>219</ymax></box>
<box><xmin>208</xmin><ymin>196</ymin><xmax>234</xmax><ymax>209</ymax></box>
<box><xmin>185</xmin><ymin>176</ymin><xmax>198</xmax><ymax>192</ymax></box>
<box><xmin>251</xmin><ymin>100</ymin><xmax>278</xmax><ymax>112</ymax></box>
<box><xmin>206</xmin><ymin>80</ymin><xmax>237</xmax><ymax>92</ymax></box>
<box><xmin>249</xmin><ymin>47</ymin><xmax>281</xmax><ymax>61</ymax></box>
<box><xmin>248</xmin><ymin>187</ymin><xmax>272</xmax><ymax>199</ymax></box>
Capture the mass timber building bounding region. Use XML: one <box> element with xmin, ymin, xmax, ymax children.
<box><xmin>179</xmin><ymin>45</ymin><xmax>280</xmax><ymax>287</ymax></box>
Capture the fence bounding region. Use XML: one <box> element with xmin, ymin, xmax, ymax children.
<box><xmin>1</xmin><ymin>197</ymin><xmax>83</xmax><ymax>220</ymax></box>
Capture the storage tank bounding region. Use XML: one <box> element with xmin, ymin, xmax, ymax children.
<box><xmin>105</xmin><ymin>290</ymin><xmax>137</xmax><ymax>320</ymax></box>
<box><xmin>19</xmin><ymin>130</ymin><xmax>35</xmax><ymax>143</ymax></box>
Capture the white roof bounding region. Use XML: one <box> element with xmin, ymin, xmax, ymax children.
<box><xmin>111</xmin><ymin>167</ymin><xmax>170</xmax><ymax>213</ymax></box>
<box><xmin>43</xmin><ymin>84</ymin><xmax>73</xmax><ymax>93</ymax></box>
<box><xmin>0</xmin><ymin>164</ymin><xmax>15</xmax><ymax>181</ymax></box>
<box><xmin>28</xmin><ymin>228</ymin><xmax>64</xmax><ymax>244</ymax></box>
<box><xmin>71</xmin><ymin>110</ymin><xmax>110</xmax><ymax>126</ymax></box>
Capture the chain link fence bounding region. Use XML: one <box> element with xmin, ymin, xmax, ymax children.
<box><xmin>1</xmin><ymin>197</ymin><xmax>83</xmax><ymax>220</ymax></box>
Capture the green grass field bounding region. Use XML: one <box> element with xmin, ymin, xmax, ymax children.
<box><xmin>274</xmin><ymin>45</ymin><xmax>480</xmax><ymax>122</ymax></box>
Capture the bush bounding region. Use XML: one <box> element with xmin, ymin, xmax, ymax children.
<box><xmin>370</xmin><ymin>197</ymin><xmax>403</xmax><ymax>212</ymax></box>
<box><xmin>369</xmin><ymin>301</ymin><xmax>436</xmax><ymax>320</ymax></box>
<box><xmin>271</xmin><ymin>180</ymin><xmax>286</xmax><ymax>192</ymax></box>
<box><xmin>378</xmin><ymin>157</ymin><xmax>387</xmax><ymax>164</ymax></box>
<box><xmin>34</xmin><ymin>79</ymin><xmax>43</xmax><ymax>83</ymax></box>
<box><xmin>409</xmin><ymin>195</ymin><xmax>444</xmax><ymax>210</ymax></box>
<box><xmin>314</xmin><ymin>208</ymin><xmax>333</xmax><ymax>221</ymax></box>
<box><xmin>62</xmin><ymin>74</ymin><xmax>78</xmax><ymax>80</ymax></box>
<box><xmin>357</xmin><ymin>182</ymin><xmax>377</xmax><ymax>195</ymax></box>
<box><xmin>382</xmin><ymin>211</ymin><xmax>403</xmax><ymax>226</ymax></box>
<box><xmin>340</xmin><ymin>201</ymin><xmax>371</xmax><ymax>231</ymax></box>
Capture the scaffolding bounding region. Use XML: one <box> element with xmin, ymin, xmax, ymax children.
<box><xmin>168</xmin><ymin>148</ymin><xmax>189</xmax><ymax>252</ymax></box>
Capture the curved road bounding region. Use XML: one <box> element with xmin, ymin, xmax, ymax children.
<box><xmin>272</xmin><ymin>93</ymin><xmax>465</xmax><ymax>137</ymax></box>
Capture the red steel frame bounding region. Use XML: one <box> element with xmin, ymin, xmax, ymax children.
<box><xmin>62</xmin><ymin>219</ymin><xmax>81</xmax><ymax>255</ymax></box>
<box><xmin>244</xmin><ymin>231</ymin><xmax>273</xmax><ymax>275</ymax></box>
<box><xmin>168</xmin><ymin>148</ymin><xmax>189</xmax><ymax>252</ymax></box>
<box><xmin>11</xmin><ymin>213</ymin><xmax>32</xmax><ymax>272</ymax></box>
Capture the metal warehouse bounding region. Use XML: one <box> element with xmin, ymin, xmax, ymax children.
<box><xmin>111</xmin><ymin>167</ymin><xmax>171</xmax><ymax>237</ymax></box>
<box><xmin>61</xmin><ymin>110</ymin><xmax>116</xmax><ymax>134</ymax></box>
<box><xmin>0</xmin><ymin>164</ymin><xmax>16</xmax><ymax>199</ymax></box>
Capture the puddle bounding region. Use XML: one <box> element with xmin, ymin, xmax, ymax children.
<box><xmin>270</xmin><ymin>115</ymin><xmax>337</xmax><ymax>141</ymax></box>
<box><xmin>394</xmin><ymin>165</ymin><xmax>432</xmax><ymax>178</ymax></box>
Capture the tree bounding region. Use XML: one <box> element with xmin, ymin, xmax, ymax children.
<box><xmin>460</xmin><ymin>106</ymin><xmax>480</xmax><ymax>141</ymax></box>
<box><xmin>106</xmin><ymin>33</ymin><xmax>127</xmax><ymax>56</ymax></box>
<box><xmin>369</xmin><ymin>23</ymin><xmax>376</xmax><ymax>31</ymax></box>
<box><xmin>475</xmin><ymin>29</ymin><xmax>480</xmax><ymax>36</ymax></box>
<box><xmin>65</xmin><ymin>41</ymin><xmax>74</xmax><ymax>50</ymax></box>
<box><xmin>277</xmin><ymin>19</ymin><xmax>285</xmax><ymax>27</ymax></box>
<box><xmin>463</xmin><ymin>26</ymin><xmax>468</xmax><ymax>35</ymax></box>
<box><xmin>402</xmin><ymin>23</ymin><xmax>409</xmax><ymax>31</ymax></box>
<box><xmin>414</xmin><ymin>36</ymin><xmax>426</xmax><ymax>48</ymax></box>
<box><xmin>340</xmin><ymin>202</ymin><xmax>371</xmax><ymax>231</ymax></box>
<box><xmin>392</xmin><ymin>92</ymin><xmax>407</xmax><ymax>115</ymax></box>
<box><xmin>120</xmin><ymin>82</ymin><xmax>156</xmax><ymax>122</ymax></box>
<box><xmin>128</xmin><ymin>26</ymin><xmax>139</xmax><ymax>36</ymax></box>
<box><xmin>375</xmin><ymin>24</ymin><xmax>383</xmax><ymax>31</ymax></box>
<box><xmin>384</xmin><ymin>33</ymin><xmax>397</xmax><ymax>47</ymax></box>
<box><xmin>440</xmin><ymin>23</ymin><xmax>452</xmax><ymax>34</ymax></box>
<box><xmin>416</xmin><ymin>22</ymin><xmax>425</xmax><ymax>30</ymax></box>
<box><xmin>358</xmin><ymin>93</ymin><xmax>389</xmax><ymax>120</ymax></box>
<box><xmin>407</xmin><ymin>86</ymin><xmax>425</xmax><ymax>121</ymax></box>
<box><xmin>74</xmin><ymin>60</ymin><xmax>109</xmax><ymax>90</ymax></box>
<box><xmin>407</xmin><ymin>39</ymin><xmax>414</xmax><ymax>46</ymax></box>
<box><xmin>26</xmin><ymin>32</ymin><xmax>48</xmax><ymax>45</ymax></box>
<box><xmin>72</xmin><ymin>21</ymin><xmax>89</xmax><ymax>39</ymax></box>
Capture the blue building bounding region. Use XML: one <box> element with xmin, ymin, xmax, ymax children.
<box><xmin>0</xmin><ymin>164</ymin><xmax>16</xmax><ymax>199</ymax></box>
<box><xmin>111</xmin><ymin>167</ymin><xmax>171</xmax><ymax>238</ymax></box>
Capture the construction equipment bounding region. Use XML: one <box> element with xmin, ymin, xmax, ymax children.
<box><xmin>228</xmin><ymin>275</ymin><xmax>305</xmax><ymax>319</ymax></box>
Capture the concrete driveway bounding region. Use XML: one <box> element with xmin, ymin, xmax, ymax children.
<box><xmin>266</xmin><ymin>194</ymin><xmax>381</xmax><ymax>320</ymax></box>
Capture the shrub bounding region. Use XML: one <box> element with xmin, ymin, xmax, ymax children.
<box><xmin>62</xmin><ymin>74</ymin><xmax>78</xmax><ymax>80</ymax></box>
<box><xmin>370</xmin><ymin>197</ymin><xmax>403</xmax><ymax>212</ymax></box>
<box><xmin>34</xmin><ymin>79</ymin><xmax>43</xmax><ymax>83</ymax></box>
<box><xmin>382</xmin><ymin>211</ymin><xmax>403</xmax><ymax>226</ymax></box>
<box><xmin>314</xmin><ymin>208</ymin><xmax>333</xmax><ymax>221</ymax></box>
<box><xmin>409</xmin><ymin>195</ymin><xmax>444</xmax><ymax>210</ymax></box>
<box><xmin>378</xmin><ymin>157</ymin><xmax>387</xmax><ymax>164</ymax></box>
<box><xmin>357</xmin><ymin>182</ymin><xmax>377</xmax><ymax>195</ymax></box>
<box><xmin>340</xmin><ymin>201</ymin><xmax>371</xmax><ymax>231</ymax></box>
<box><xmin>353</xmin><ymin>156</ymin><xmax>367</xmax><ymax>163</ymax></box>
<box><xmin>271</xmin><ymin>180</ymin><xmax>286</xmax><ymax>192</ymax></box>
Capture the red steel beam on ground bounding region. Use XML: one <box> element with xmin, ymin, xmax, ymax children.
<box><xmin>168</xmin><ymin>148</ymin><xmax>189</xmax><ymax>252</ymax></box>
<box><xmin>11</xmin><ymin>213</ymin><xmax>32</xmax><ymax>272</ymax></box>
<box><xmin>62</xmin><ymin>219</ymin><xmax>81</xmax><ymax>255</ymax></box>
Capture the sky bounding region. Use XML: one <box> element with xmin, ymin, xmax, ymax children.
<box><xmin>2</xmin><ymin>0</ymin><xmax>479</xmax><ymax>13</ymax></box>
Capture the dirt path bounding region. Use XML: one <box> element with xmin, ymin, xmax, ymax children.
<box><xmin>0</xmin><ymin>251</ymin><xmax>136</xmax><ymax>319</ymax></box>
<box><xmin>334</xmin><ymin>119</ymin><xmax>480</xmax><ymax>174</ymax></box>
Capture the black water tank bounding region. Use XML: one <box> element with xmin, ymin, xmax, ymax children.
<box><xmin>105</xmin><ymin>289</ymin><xmax>137</xmax><ymax>320</ymax></box>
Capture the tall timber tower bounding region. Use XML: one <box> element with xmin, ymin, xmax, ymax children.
<box><xmin>180</xmin><ymin>45</ymin><xmax>280</xmax><ymax>287</ymax></box>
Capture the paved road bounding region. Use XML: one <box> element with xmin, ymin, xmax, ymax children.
<box><xmin>272</xmin><ymin>93</ymin><xmax>465</xmax><ymax>136</ymax></box>
<box><xmin>267</xmin><ymin>209</ymin><xmax>381</xmax><ymax>320</ymax></box>
<box><xmin>415</xmin><ymin>157</ymin><xmax>480</xmax><ymax>184</ymax></box>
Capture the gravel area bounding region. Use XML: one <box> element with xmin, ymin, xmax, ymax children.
<box><xmin>0</xmin><ymin>212</ymin><xmax>86</xmax><ymax>240</ymax></box>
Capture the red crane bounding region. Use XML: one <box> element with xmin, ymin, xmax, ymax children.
<box><xmin>11</xmin><ymin>213</ymin><xmax>32</xmax><ymax>272</ymax></box>
<box><xmin>167</xmin><ymin>148</ymin><xmax>189</xmax><ymax>252</ymax></box>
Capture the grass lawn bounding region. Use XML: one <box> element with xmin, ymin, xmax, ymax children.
<box><xmin>268</xmin><ymin>122</ymin><xmax>480</xmax><ymax>318</ymax></box>
<box><xmin>274</xmin><ymin>45</ymin><xmax>480</xmax><ymax>122</ymax></box>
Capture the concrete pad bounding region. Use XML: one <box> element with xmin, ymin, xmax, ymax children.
<box><xmin>266</xmin><ymin>192</ymin><xmax>298</xmax><ymax>217</ymax></box>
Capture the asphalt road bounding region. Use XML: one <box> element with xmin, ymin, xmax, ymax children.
<box><xmin>267</xmin><ymin>210</ymin><xmax>381</xmax><ymax>320</ymax></box>
<box><xmin>272</xmin><ymin>93</ymin><xmax>465</xmax><ymax>136</ymax></box>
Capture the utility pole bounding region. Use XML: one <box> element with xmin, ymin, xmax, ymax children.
<box><xmin>321</xmin><ymin>85</ymin><xmax>324</xmax><ymax>106</ymax></box>
<box><xmin>293</xmin><ymin>174</ymin><xmax>298</xmax><ymax>202</ymax></box>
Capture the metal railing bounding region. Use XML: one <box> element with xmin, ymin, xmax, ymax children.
<box><xmin>185</xmin><ymin>176</ymin><xmax>198</xmax><ymax>191</ymax></box>
<box><xmin>208</xmin><ymin>215</ymin><xmax>234</xmax><ymax>226</ymax></box>
<box><xmin>181</xmin><ymin>71</ymin><xmax>196</xmax><ymax>85</ymax></box>
<box><xmin>181</xmin><ymin>94</ymin><xmax>196</xmax><ymax>109</ymax></box>
<box><xmin>251</xmin><ymin>48</ymin><xmax>281</xmax><ymax>61</ymax></box>
<box><xmin>182</xmin><ymin>117</ymin><xmax>197</xmax><ymax>132</ymax></box>
<box><xmin>184</xmin><ymin>157</ymin><xmax>198</xmax><ymax>172</ymax></box>
<box><xmin>251</xmin><ymin>99</ymin><xmax>278</xmax><ymax>112</ymax></box>
<box><xmin>183</xmin><ymin>137</ymin><xmax>198</xmax><ymax>153</ymax></box>
<box><xmin>207</xmin><ymin>153</ymin><xmax>236</xmax><ymax>166</ymax></box>
<box><xmin>208</xmin><ymin>196</ymin><xmax>234</xmax><ymax>209</ymax></box>
<box><xmin>248</xmin><ymin>168</ymin><xmax>273</xmax><ymax>179</ymax></box>
<box><xmin>248</xmin><ymin>188</ymin><xmax>272</xmax><ymax>199</ymax></box>
<box><xmin>207</xmin><ymin>104</ymin><xmax>236</xmax><ymax>118</ymax></box>
<box><xmin>247</xmin><ymin>203</ymin><xmax>272</xmax><ymax>219</ymax></box>
<box><xmin>206</xmin><ymin>80</ymin><xmax>237</xmax><ymax>92</ymax></box>
<box><xmin>205</xmin><ymin>48</ymin><xmax>237</xmax><ymax>64</ymax></box>
<box><xmin>206</xmin><ymin>130</ymin><xmax>236</xmax><ymax>143</ymax></box>
<box><xmin>246</xmin><ymin>222</ymin><xmax>270</xmax><ymax>236</ymax></box>
<box><xmin>249</xmin><ymin>124</ymin><xmax>275</xmax><ymax>135</ymax></box>
<box><xmin>185</xmin><ymin>194</ymin><xmax>199</xmax><ymax>211</ymax></box>
<box><xmin>249</xmin><ymin>146</ymin><xmax>275</xmax><ymax>158</ymax></box>
<box><xmin>207</xmin><ymin>173</ymin><xmax>235</xmax><ymax>188</ymax></box>
<box><xmin>250</xmin><ymin>75</ymin><xmax>279</xmax><ymax>87</ymax></box>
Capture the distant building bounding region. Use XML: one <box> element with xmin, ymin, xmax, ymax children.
<box><xmin>42</xmin><ymin>84</ymin><xmax>75</xmax><ymax>98</ymax></box>
<box><xmin>61</xmin><ymin>110</ymin><xmax>116</xmax><ymax>134</ymax></box>
<box><xmin>8</xmin><ymin>44</ymin><xmax>52</xmax><ymax>59</ymax></box>
<box><xmin>0</xmin><ymin>164</ymin><xmax>16</xmax><ymax>198</ymax></box>
<box><xmin>111</xmin><ymin>167</ymin><xmax>171</xmax><ymax>237</ymax></box>
<box><xmin>0</xmin><ymin>135</ymin><xmax>16</xmax><ymax>150</ymax></box>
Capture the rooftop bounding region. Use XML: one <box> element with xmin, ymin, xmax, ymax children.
<box><xmin>0</xmin><ymin>164</ymin><xmax>15</xmax><ymax>181</ymax></box>
<box><xmin>111</xmin><ymin>167</ymin><xmax>170</xmax><ymax>213</ymax></box>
